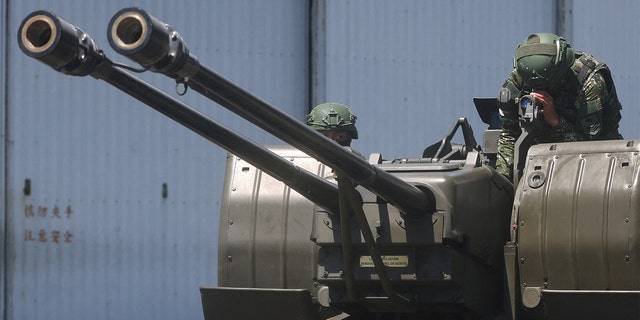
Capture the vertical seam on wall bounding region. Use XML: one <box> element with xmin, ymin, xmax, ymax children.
<box><xmin>556</xmin><ymin>0</ymin><xmax>573</xmax><ymax>40</ymax></box>
<box><xmin>1</xmin><ymin>0</ymin><xmax>9</xmax><ymax>319</ymax></box>
<box><xmin>307</xmin><ymin>0</ymin><xmax>313</xmax><ymax>112</ymax></box>
<box><xmin>310</xmin><ymin>0</ymin><xmax>326</xmax><ymax>111</ymax></box>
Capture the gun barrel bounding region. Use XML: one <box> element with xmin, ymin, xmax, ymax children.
<box><xmin>18</xmin><ymin>11</ymin><xmax>340</xmax><ymax>215</ymax></box>
<box><xmin>107</xmin><ymin>7</ymin><xmax>434</xmax><ymax>216</ymax></box>
<box><xmin>18</xmin><ymin>11</ymin><xmax>101</xmax><ymax>76</ymax></box>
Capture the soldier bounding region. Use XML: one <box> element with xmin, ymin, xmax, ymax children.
<box><xmin>496</xmin><ymin>32</ymin><xmax>623</xmax><ymax>180</ymax></box>
<box><xmin>306</xmin><ymin>102</ymin><xmax>359</xmax><ymax>147</ymax></box>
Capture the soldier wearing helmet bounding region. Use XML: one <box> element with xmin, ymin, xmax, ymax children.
<box><xmin>496</xmin><ymin>33</ymin><xmax>623</xmax><ymax>180</ymax></box>
<box><xmin>306</xmin><ymin>102</ymin><xmax>358</xmax><ymax>147</ymax></box>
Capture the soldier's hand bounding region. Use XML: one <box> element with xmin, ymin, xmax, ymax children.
<box><xmin>530</xmin><ymin>91</ymin><xmax>560</xmax><ymax>127</ymax></box>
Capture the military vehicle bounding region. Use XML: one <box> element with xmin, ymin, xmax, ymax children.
<box><xmin>18</xmin><ymin>8</ymin><xmax>640</xmax><ymax>320</ymax></box>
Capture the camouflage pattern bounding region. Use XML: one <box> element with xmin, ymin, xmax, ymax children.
<box><xmin>496</xmin><ymin>51</ymin><xmax>623</xmax><ymax>180</ymax></box>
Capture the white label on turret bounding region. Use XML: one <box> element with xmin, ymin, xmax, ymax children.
<box><xmin>359</xmin><ymin>255</ymin><xmax>408</xmax><ymax>268</ymax></box>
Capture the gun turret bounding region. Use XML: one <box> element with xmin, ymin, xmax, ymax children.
<box><xmin>19</xmin><ymin>8</ymin><xmax>520</xmax><ymax>319</ymax></box>
<box><xmin>18</xmin><ymin>10</ymin><xmax>340</xmax><ymax>215</ymax></box>
<box><xmin>106</xmin><ymin>7</ymin><xmax>435</xmax><ymax>217</ymax></box>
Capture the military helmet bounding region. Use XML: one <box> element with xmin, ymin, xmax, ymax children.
<box><xmin>305</xmin><ymin>103</ymin><xmax>358</xmax><ymax>139</ymax></box>
<box><xmin>514</xmin><ymin>33</ymin><xmax>575</xmax><ymax>90</ymax></box>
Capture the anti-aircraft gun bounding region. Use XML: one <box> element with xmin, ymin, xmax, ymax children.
<box><xmin>104</xmin><ymin>7</ymin><xmax>515</xmax><ymax>318</ymax></box>
<box><xmin>18</xmin><ymin>7</ymin><xmax>640</xmax><ymax>320</ymax></box>
<box><xmin>494</xmin><ymin>81</ymin><xmax>640</xmax><ymax>319</ymax></box>
<box><xmin>18</xmin><ymin>9</ymin><xmax>512</xmax><ymax>319</ymax></box>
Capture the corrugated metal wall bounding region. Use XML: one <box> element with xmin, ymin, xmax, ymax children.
<box><xmin>314</xmin><ymin>0</ymin><xmax>556</xmax><ymax>158</ymax></box>
<box><xmin>1</xmin><ymin>0</ymin><xmax>8</xmax><ymax>319</ymax></box>
<box><xmin>569</xmin><ymin>0</ymin><xmax>640</xmax><ymax>140</ymax></box>
<box><xmin>5</xmin><ymin>1</ymin><xmax>309</xmax><ymax>320</ymax></box>
<box><xmin>314</xmin><ymin>0</ymin><xmax>640</xmax><ymax>159</ymax></box>
<box><xmin>4</xmin><ymin>1</ymin><xmax>640</xmax><ymax>320</ymax></box>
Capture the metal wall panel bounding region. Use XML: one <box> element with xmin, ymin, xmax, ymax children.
<box><xmin>315</xmin><ymin>0</ymin><xmax>556</xmax><ymax>159</ymax></box>
<box><xmin>1</xmin><ymin>0</ymin><xmax>8</xmax><ymax>318</ymax></box>
<box><xmin>314</xmin><ymin>0</ymin><xmax>639</xmax><ymax>161</ymax></box>
<box><xmin>6</xmin><ymin>1</ymin><xmax>640</xmax><ymax>320</ymax></box>
<box><xmin>569</xmin><ymin>0</ymin><xmax>640</xmax><ymax>139</ymax></box>
<box><xmin>6</xmin><ymin>1</ymin><xmax>309</xmax><ymax>320</ymax></box>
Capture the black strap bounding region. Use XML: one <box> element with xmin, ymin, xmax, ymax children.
<box><xmin>574</xmin><ymin>56</ymin><xmax>597</xmax><ymax>83</ymax></box>
<box><xmin>515</xmin><ymin>43</ymin><xmax>557</xmax><ymax>60</ymax></box>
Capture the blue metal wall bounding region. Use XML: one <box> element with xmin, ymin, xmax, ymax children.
<box><xmin>569</xmin><ymin>0</ymin><xmax>640</xmax><ymax>141</ymax></box>
<box><xmin>5</xmin><ymin>1</ymin><xmax>309</xmax><ymax>320</ymax></box>
<box><xmin>3</xmin><ymin>1</ymin><xmax>640</xmax><ymax>320</ymax></box>
<box><xmin>315</xmin><ymin>0</ymin><xmax>640</xmax><ymax>159</ymax></box>
<box><xmin>1</xmin><ymin>0</ymin><xmax>7</xmax><ymax>318</ymax></box>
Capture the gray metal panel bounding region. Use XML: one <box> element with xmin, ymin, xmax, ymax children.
<box><xmin>6</xmin><ymin>1</ymin><xmax>309</xmax><ymax>320</ymax></box>
<box><xmin>219</xmin><ymin>146</ymin><xmax>329</xmax><ymax>291</ymax></box>
<box><xmin>516</xmin><ymin>140</ymin><xmax>640</xmax><ymax>315</ymax></box>
<box><xmin>518</xmin><ymin>140</ymin><xmax>640</xmax><ymax>291</ymax></box>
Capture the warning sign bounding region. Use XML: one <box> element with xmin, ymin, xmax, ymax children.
<box><xmin>359</xmin><ymin>255</ymin><xmax>408</xmax><ymax>268</ymax></box>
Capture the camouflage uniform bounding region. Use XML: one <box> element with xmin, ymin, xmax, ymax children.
<box><xmin>496</xmin><ymin>52</ymin><xmax>623</xmax><ymax>180</ymax></box>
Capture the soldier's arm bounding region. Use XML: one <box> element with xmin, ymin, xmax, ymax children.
<box><xmin>496</xmin><ymin>116</ymin><xmax>519</xmax><ymax>179</ymax></box>
<box><xmin>546</xmin><ymin>71</ymin><xmax>608</xmax><ymax>141</ymax></box>
<box><xmin>496</xmin><ymin>75</ymin><xmax>521</xmax><ymax>179</ymax></box>
<box><xmin>547</xmin><ymin>116</ymin><xmax>577</xmax><ymax>141</ymax></box>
